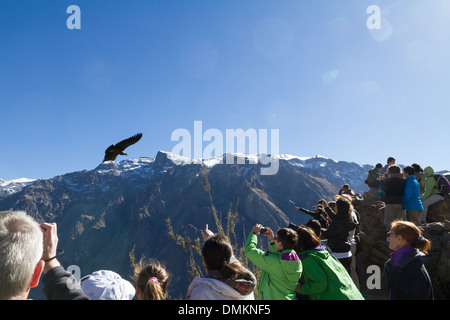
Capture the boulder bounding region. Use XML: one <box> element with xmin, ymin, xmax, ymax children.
<box><xmin>427</xmin><ymin>194</ymin><xmax>450</xmax><ymax>223</ymax></box>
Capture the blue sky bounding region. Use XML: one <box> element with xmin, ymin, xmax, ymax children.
<box><xmin>1</xmin><ymin>0</ymin><xmax>449</xmax><ymax>180</ymax></box>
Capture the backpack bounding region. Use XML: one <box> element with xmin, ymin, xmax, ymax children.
<box><xmin>434</xmin><ymin>174</ymin><xmax>450</xmax><ymax>195</ymax></box>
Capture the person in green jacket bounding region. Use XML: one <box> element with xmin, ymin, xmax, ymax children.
<box><xmin>295</xmin><ymin>225</ymin><xmax>364</xmax><ymax>300</ymax></box>
<box><xmin>365</xmin><ymin>163</ymin><xmax>382</xmax><ymax>189</ymax></box>
<box><xmin>244</xmin><ymin>224</ymin><xmax>302</xmax><ymax>300</ymax></box>
<box><xmin>420</xmin><ymin>166</ymin><xmax>444</xmax><ymax>223</ymax></box>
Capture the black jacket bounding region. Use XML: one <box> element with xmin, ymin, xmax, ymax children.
<box><xmin>382</xmin><ymin>248</ymin><xmax>434</xmax><ymax>300</ymax></box>
<box><xmin>296</xmin><ymin>207</ymin><xmax>329</xmax><ymax>228</ymax></box>
<box><xmin>381</xmin><ymin>174</ymin><xmax>405</xmax><ymax>204</ymax></box>
<box><xmin>321</xmin><ymin>207</ymin><xmax>357</xmax><ymax>254</ymax></box>
<box><xmin>42</xmin><ymin>266</ymin><xmax>90</xmax><ymax>300</ymax></box>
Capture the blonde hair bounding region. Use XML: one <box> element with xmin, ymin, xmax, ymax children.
<box><xmin>391</xmin><ymin>220</ymin><xmax>431</xmax><ymax>254</ymax></box>
<box><xmin>131</xmin><ymin>258</ymin><xmax>169</xmax><ymax>300</ymax></box>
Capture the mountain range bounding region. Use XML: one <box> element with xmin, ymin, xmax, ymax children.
<box><xmin>0</xmin><ymin>151</ymin><xmax>374</xmax><ymax>299</ymax></box>
<box><xmin>0</xmin><ymin>177</ymin><xmax>35</xmax><ymax>197</ymax></box>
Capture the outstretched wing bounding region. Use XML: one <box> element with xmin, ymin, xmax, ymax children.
<box><xmin>115</xmin><ymin>133</ymin><xmax>143</xmax><ymax>151</ymax></box>
<box><xmin>102</xmin><ymin>133</ymin><xmax>143</xmax><ymax>162</ymax></box>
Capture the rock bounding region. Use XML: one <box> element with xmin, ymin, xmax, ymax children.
<box><xmin>424</xmin><ymin>222</ymin><xmax>445</xmax><ymax>233</ymax></box>
<box><xmin>443</xmin><ymin>220</ymin><xmax>450</xmax><ymax>231</ymax></box>
<box><xmin>427</xmin><ymin>194</ymin><xmax>450</xmax><ymax>223</ymax></box>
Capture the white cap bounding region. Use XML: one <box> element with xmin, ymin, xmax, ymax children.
<box><xmin>80</xmin><ymin>270</ymin><xmax>135</xmax><ymax>300</ymax></box>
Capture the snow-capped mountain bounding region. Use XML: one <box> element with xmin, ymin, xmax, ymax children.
<box><xmin>0</xmin><ymin>178</ymin><xmax>36</xmax><ymax>197</ymax></box>
<box><xmin>94</xmin><ymin>150</ymin><xmax>372</xmax><ymax>192</ymax></box>
<box><xmin>1</xmin><ymin>151</ymin><xmax>372</xmax><ymax>199</ymax></box>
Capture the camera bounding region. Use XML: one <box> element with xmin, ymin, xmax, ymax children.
<box><xmin>260</xmin><ymin>228</ymin><xmax>268</xmax><ymax>235</ymax></box>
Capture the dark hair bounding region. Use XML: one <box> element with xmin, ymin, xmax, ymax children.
<box><xmin>305</xmin><ymin>219</ymin><xmax>321</xmax><ymax>237</ymax></box>
<box><xmin>376</xmin><ymin>163</ymin><xmax>383</xmax><ymax>168</ymax></box>
<box><xmin>411</xmin><ymin>163</ymin><xmax>423</xmax><ymax>173</ymax></box>
<box><xmin>296</xmin><ymin>226</ymin><xmax>321</xmax><ymax>253</ymax></box>
<box><xmin>202</xmin><ymin>234</ymin><xmax>245</xmax><ymax>280</ymax></box>
<box><xmin>387</xmin><ymin>157</ymin><xmax>396</xmax><ymax>163</ymax></box>
<box><xmin>277</xmin><ymin>228</ymin><xmax>298</xmax><ymax>250</ymax></box>
<box><xmin>391</xmin><ymin>220</ymin><xmax>431</xmax><ymax>253</ymax></box>
<box><xmin>387</xmin><ymin>164</ymin><xmax>402</xmax><ymax>174</ymax></box>
<box><xmin>403</xmin><ymin>166</ymin><xmax>416</xmax><ymax>176</ymax></box>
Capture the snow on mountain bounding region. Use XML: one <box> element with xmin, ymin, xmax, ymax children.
<box><xmin>1</xmin><ymin>151</ymin><xmax>375</xmax><ymax>197</ymax></box>
<box><xmin>0</xmin><ymin>178</ymin><xmax>36</xmax><ymax>196</ymax></box>
<box><xmin>95</xmin><ymin>157</ymin><xmax>155</xmax><ymax>176</ymax></box>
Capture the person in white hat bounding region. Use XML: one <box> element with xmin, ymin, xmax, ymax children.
<box><xmin>80</xmin><ymin>270</ymin><xmax>135</xmax><ymax>300</ymax></box>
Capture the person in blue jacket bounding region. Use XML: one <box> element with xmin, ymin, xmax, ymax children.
<box><xmin>402</xmin><ymin>166</ymin><xmax>424</xmax><ymax>226</ymax></box>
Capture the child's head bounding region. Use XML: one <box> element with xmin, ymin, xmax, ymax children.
<box><xmin>276</xmin><ymin>228</ymin><xmax>298</xmax><ymax>251</ymax></box>
<box><xmin>133</xmin><ymin>258</ymin><xmax>169</xmax><ymax>300</ymax></box>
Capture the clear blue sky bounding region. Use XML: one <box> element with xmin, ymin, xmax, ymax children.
<box><xmin>1</xmin><ymin>0</ymin><xmax>449</xmax><ymax>180</ymax></box>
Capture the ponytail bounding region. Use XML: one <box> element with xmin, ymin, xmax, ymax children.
<box><xmin>391</xmin><ymin>220</ymin><xmax>431</xmax><ymax>254</ymax></box>
<box><xmin>141</xmin><ymin>276</ymin><xmax>166</xmax><ymax>300</ymax></box>
<box><xmin>415</xmin><ymin>234</ymin><xmax>431</xmax><ymax>254</ymax></box>
<box><xmin>132</xmin><ymin>258</ymin><xmax>169</xmax><ymax>300</ymax></box>
<box><xmin>219</xmin><ymin>261</ymin><xmax>246</xmax><ymax>280</ymax></box>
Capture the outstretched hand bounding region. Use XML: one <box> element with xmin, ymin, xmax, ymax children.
<box><xmin>202</xmin><ymin>224</ymin><xmax>214</xmax><ymax>241</ymax></box>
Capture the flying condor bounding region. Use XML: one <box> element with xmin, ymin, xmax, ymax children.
<box><xmin>103</xmin><ymin>133</ymin><xmax>143</xmax><ymax>162</ymax></box>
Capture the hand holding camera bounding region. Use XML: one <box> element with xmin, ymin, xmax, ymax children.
<box><xmin>252</xmin><ymin>224</ymin><xmax>275</xmax><ymax>240</ymax></box>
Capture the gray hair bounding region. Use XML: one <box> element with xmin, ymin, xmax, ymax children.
<box><xmin>0</xmin><ymin>211</ymin><xmax>43</xmax><ymax>299</ymax></box>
